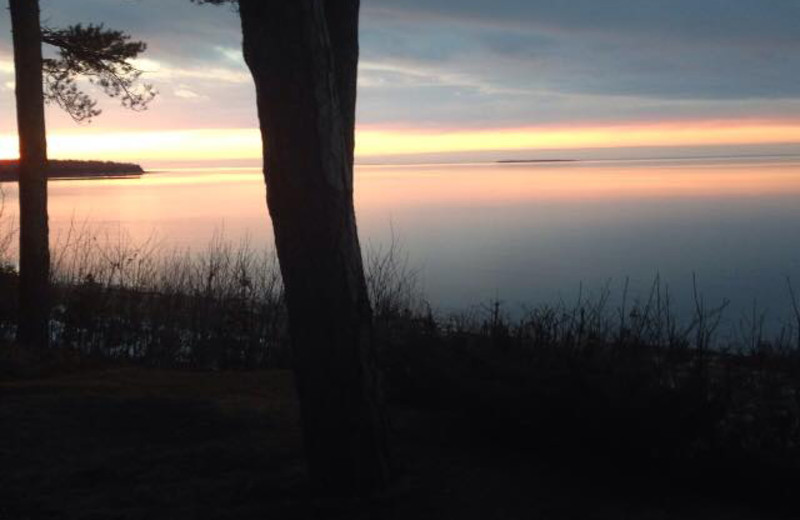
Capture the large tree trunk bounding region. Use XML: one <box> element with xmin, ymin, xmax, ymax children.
<box><xmin>238</xmin><ymin>0</ymin><xmax>390</xmax><ymax>496</ymax></box>
<box><xmin>9</xmin><ymin>0</ymin><xmax>50</xmax><ymax>349</ymax></box>
<box><xmin>322</xmin><ymin>1</ymin><xmax>359</xmax><ymax>167</ymax></box>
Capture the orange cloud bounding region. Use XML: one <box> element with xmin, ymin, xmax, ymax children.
<box><xmin>355</xmin><ymin>121</ymin><xmax>800</xmax><ymax>156</ymax></box>
<box><xmin>0</xmin><ymin>120</ymin><xmax>799</xmax><ymax>162</ymax></box>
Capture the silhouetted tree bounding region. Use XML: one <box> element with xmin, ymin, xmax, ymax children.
<box><xmin>195</xmin><ymin>0</ymin><xmax>391</xmax><ymax>495</ymax></box>
<box><xmin>10</xmin><ymin>0</ymin><xmax>49</xmax><ymax>349</ymax></box>
<box><xmin>8</xmin><ymin>0</ymin><xmax>154</xmax><ymax>348</ymax></box>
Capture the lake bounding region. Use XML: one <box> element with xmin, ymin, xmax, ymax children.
<box><xmin>2</xmin><ymin>155</ymin><xmax>800</xmax><ymax>336</ymax></box>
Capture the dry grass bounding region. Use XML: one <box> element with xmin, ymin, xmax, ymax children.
<box><xmin>1</xmin><ymin>208</ymin><xmax>800</xmax><ymax>514</ymax></box>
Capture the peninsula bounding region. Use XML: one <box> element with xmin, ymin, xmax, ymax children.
<box><xmin>0</xmin><ymin>160</ymin><xmax>144</xmax><ymax>182</ymax></box>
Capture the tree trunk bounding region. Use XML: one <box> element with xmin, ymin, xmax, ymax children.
<box><xmin>238</xmin><ymin>0</ymin><xmax>390</xmax><ymax>496</ymax></box>
<box><xmin>9</xmin><ymin>0</ymin><xmax>50</xmax><ymax>349</ymax></box>
<box><xmin>322</xmin><ymin>1</ymin><xmax>360</xmax><ymax>167</ymax></box>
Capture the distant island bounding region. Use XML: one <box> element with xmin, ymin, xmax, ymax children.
<box><xmin>496</xmin><ymin>159</ymin><xmax>579</xmax><ymax>164</ymax></box>
<box><xmin>0</xmin><ymin>160</ymin><xmax>144</xmax><ymax>182</ymax></box>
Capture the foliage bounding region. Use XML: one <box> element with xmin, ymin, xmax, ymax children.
<box><xmin>41</xmin><ymin>24</ymin><xmax>156</xmax><ymax>122</ymax></box>
<box><xmin>0</xmin><ymin>188</ymin><xmax>14</xmax><ymax>265</ymax></box>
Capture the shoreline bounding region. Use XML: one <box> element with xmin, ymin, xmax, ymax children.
<box><xmin>0</xmin><ymin>159</ymin><xmax>145</xmax><ymax>182</ymax></box>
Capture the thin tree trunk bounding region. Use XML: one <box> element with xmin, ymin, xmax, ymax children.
<box><xmin>9</xmin><ymin>0</ymin><xmax>50</xmax><ymax>349</ymax></box>
<box><xmin>239</xmin><ymin>0</ymin><xmax>390</xmax><ymax>496</ymax></box>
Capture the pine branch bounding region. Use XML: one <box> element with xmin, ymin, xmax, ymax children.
<box><xmin>41</xmin><ymin>24</ymin><xmax>156</xmax><ymax>123</ymax></box>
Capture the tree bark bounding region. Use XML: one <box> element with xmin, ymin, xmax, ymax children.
<box><xmin>238</xmin><ymin>0</ymin><xmax>390</xmax><ymax>496</ymax></box>
<box><xmin>9</xmin><ymin>0</ymin><xmax>50</xmax><ymax>349</ymax></box>
<box><xmin>322</xmin><ymin>1</ymin><xmax>360</xmax><ymax>167</ymax></box>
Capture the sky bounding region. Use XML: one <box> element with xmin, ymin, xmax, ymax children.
<box><xmin>1</xmin><ymin>0</ymin><xmax>800</xmax><ymax>163</ymax></box>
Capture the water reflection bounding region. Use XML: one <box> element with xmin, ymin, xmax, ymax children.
<box><xmin>1</xmin><ymin>157</ymin><xmax>800</xmax><ymax>331</ymax></box>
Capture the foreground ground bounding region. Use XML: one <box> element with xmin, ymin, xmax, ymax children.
<box><xmin>0</xmin><ymin>367</ymin><xmax>794</xmax><ymax>520</ymax></box>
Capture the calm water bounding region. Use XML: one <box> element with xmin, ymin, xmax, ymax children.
<box><xmin>3</xmin><ymin>156</ymin><xmax>800</xmax><ymax>333</ymax></box>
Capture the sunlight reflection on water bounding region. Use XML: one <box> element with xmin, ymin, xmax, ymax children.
<box><xmin>2</xmin><ymin>156</ymin><xmax>800</xmax><ymax>333</ymax></box>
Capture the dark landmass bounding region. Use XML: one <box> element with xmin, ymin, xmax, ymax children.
<box><xmin>497</xmin><ymin>159</ymin><xmax>579</xmax><ymax>164</ymax></box>
<box><xmin>0</xmin><ymin>159</ymin><xmax>144</xmax><ymax>181</ymax></box>
<box><xmin>0</xmin><ymin>365</ymin><xmax>782</xmax><ymax>520</ymax></box>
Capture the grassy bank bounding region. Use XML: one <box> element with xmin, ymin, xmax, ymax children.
<box><xmin>2</xmin><ymin>223</ymin><xmax>800</xmax><ymax>516</ymax></box>
<box><xmin>4</xmin><ymin>367</ymin><xmax>777</xmax><ymax>520</ymax></box>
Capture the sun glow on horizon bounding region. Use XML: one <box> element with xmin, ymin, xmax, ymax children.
<box><xmin>1</xmin><ymin>121</ymin><xmax>799</xmax><ymax>163</ymax></box>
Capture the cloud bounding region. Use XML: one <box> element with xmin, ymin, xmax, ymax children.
<box><xmin>361</xmin><ymin>3</ymin><xmax>800</xmax><ymax>100</ymax></box>
<box><xmin>173</xmin><ymin>88</ymin><xmax>203</xmax><ymax>100</ymax></box>
<box><xmin>0</xmin><ymin>0</ymin><xmax>796</xmax><ymax>137</ymax></box>
<box><xmin>353</xmin><ymin>0</ymin><xmax>800</xmax><ymax>129</ymax></box>
<box><xmin>146</xmin><ymin>64</ymin><xmax>250</xmax><ymax>85</ymax></box>
<box><xmin>364</xmin><ymin>1</ymin><xmax>800</xmax><ymax>47</ymax></box>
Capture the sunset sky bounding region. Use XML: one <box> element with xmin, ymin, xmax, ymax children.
<box><xmin>1</xmin><ymin>0</ymin><xmax>800</xmax><ymax>164</ymax></box>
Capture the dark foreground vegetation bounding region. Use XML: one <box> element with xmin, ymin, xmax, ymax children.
<box><xmin>2</xmin><ymin>231</ymin><xmax>800</xmax><ymax>518</ymax></box>
<box><xmin>0</xmin><ymin>159</ymin><xmax>144</xmax><ymax>181</ymax></box>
